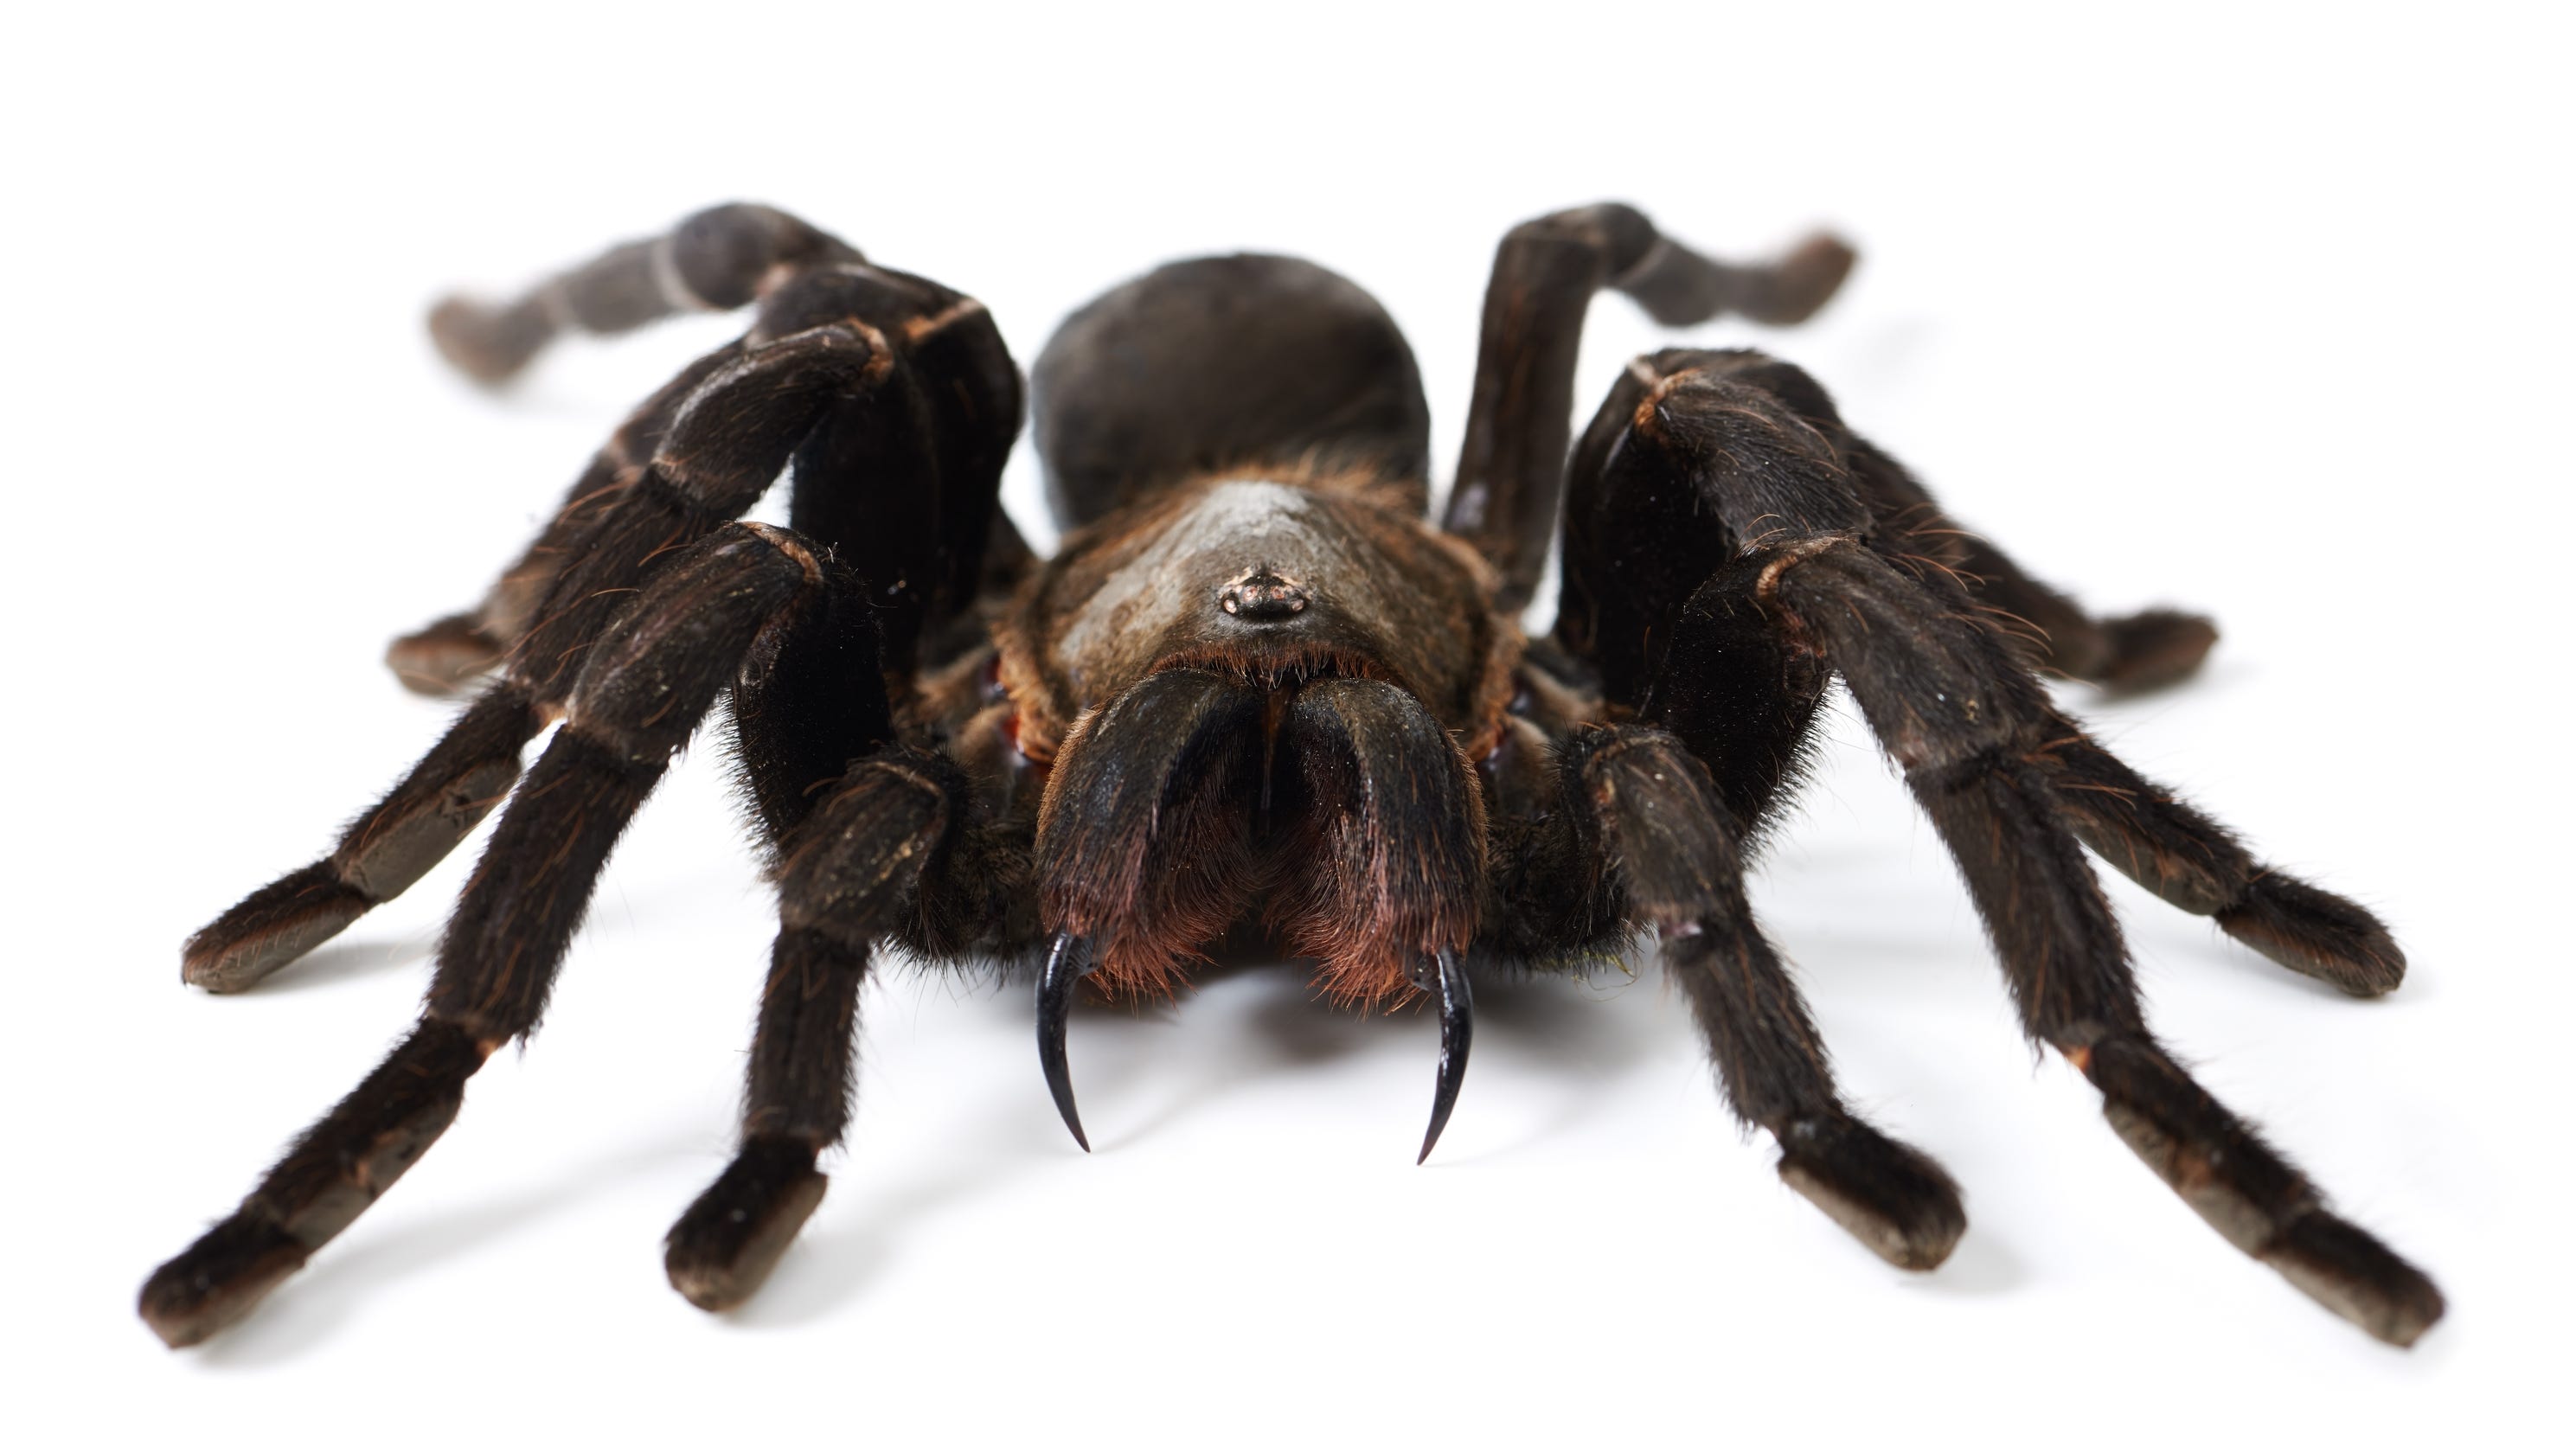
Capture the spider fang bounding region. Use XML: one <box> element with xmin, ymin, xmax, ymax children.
<box><xmin>1413</xmin><ymin>947</ymin><xmax>1474</xmax><ymax>1166</ymax></box>
<box><xmin>1037</xmin><ymin>931</ymin><xmax>1097</xmax><ymax>1152</ymax></box>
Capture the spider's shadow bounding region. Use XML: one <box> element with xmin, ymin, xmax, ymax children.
<box><xmin>729</xmin><ymin>953</ymin><xmax>1684</xmax><ymax>1329</ymax></box>
<box><xmin>244</xmin><ymin>928</ymin><xmax>441</xmax><ymax>994</ymax></box>
<box><xmin>1062</xmin><ymin>951</ymin><xmax>1676</xmax><ymax>1161</ymax></box>
<box><xmin>196</xmin><ymin>934</ymin><xmax>2053</xmax><ymax>1352</ymax></box>
<box><xmin>194</xmin><ymin>1130</ymin><xmax>707</xmax><ymax>1368</ymax></box>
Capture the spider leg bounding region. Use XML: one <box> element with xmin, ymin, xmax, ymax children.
<box><xmin>665</xmin><ymin>539</ymin><xmax>1037</xmax><ymax>1310</ymax></box>
<box><xmin>1445</xmin><ymin>202</ymin><xmax>1855</xmax><ymax>611</ymax></box>
<box><xmin>143</xmin><ymin>523</ymin><xmax>828</xmax><ymax>1346</ymax></box>
<box><xmin>1586</xmin><ymin>724</ymin><xmax>1968</xmax><ymax>1264</ymax></box>
<box><xmin>1573</xmin><ymin>347</ymin><xmax>2220</xmax><ymax>694</ymax></box>
<box><xmin>1831</xmin><ymin>408</ymin><xmax>2218</xmax><ymax>691</ymax></box>
<box><xmin>1483</xmin><ymin>694</ymin><xmax>1963</xmax><ymax>1264</ymax></box>
<box><xmin>387</xmin><ymin>343</ymin><xmax>747</xmax><ymax>695</ymax></box>
<box><xmin>392</xmin><ymin>204</ymin><xmax>867</xmax><ymax>693</ymax></box>
<box><xmin>401</xmin><ymin>217</ymin><xmax>1025</xmax><ymax>706</ymax></box>
<box><xmin>664</xmin><ymin>747</ymin><xmax>985</xmax><ymax>1310</ymax></box>
<box><xmin>1584</xmin><ymin>351</ymin><xmax>2384</xmax><ymax>988</ymax></box>
<box><xmin>2031</xmin><ymin>718</ymin><xmax>2404</xmax><ymax>994</ymax></box>
<box><xmin>183</xmin><ymin>319</ymin><xmax>893</xmax><ymax>991</ymax></box>
<box><xmin>395</xmin><ymin>204</ymin><xmax>1027</xmax><ymax>695</ymax></box>
<box><xmin>1556</xmin><ymin>358</ymin><xmax>2439</xmax><ymax>1345</ymax></box>
<box><xmin>426</xmin><ymin>202</ymin><xmax>860</xmax><ymax>386</ymax></box>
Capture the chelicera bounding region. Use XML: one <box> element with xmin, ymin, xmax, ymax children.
<box><xmin>141</xmin><ymin>202</ymin><xmax>2442</xmax><ymax>1348</ymax></box>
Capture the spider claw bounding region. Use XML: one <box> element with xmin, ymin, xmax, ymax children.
<box><xmin>1037</xmin><ymin>931</ymin><xmax>1094</xmax><ymax>1152</ymax></box>
<box><xmin>1416</xmin><ymin>947</ymin><xmax>1474</xmax><ymax>1165</ymax></box>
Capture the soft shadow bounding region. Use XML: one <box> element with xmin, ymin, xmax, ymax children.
<box><xmin>192</xmin><ymin>1132</ymin><xmax>705</xmax><ymax>1367</ymax></box>
<box><xmin>1914</xmin><ymin>1228</ymin><xmax>2025</xmax><ymax>1297</ymax></box>
<box><xmin>1438</xmin><ymin>966</ymin><xmax>1677</xmax><ymax>1161</ymax></box>
<box><xmin>1071</xmin><ymin>957</ymin><xmax>1677</xmax><ymax>1158</ymax></box>
<box><xmin>713</xmin><ymin>963</ymin><xmax>1682</xmax><ymax>1328</ymax></box>
<box><xmin>727</xmin><ymin>1085</ymin><xmax>1062</xmax><ymax>1329</ymax></box>
<box><xmin>2079</xmin><ymin>652</ymin><xmax>2262</xmax><ymax>706</ymax></box>
<box><xmin>2204</xmin><ymin>934</ymin><xmax>2393</xmax><ymax>1004</ymax></box>
<box><xmin>249</xmin><ymin>929</ymin><xmax>440</xmax><ymax>994</ymax></box>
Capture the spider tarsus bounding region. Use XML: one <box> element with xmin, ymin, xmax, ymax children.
<box><xmin>2259</xmin><ymin>1208</ymin><xmax>2447</xmax><ymax>1348</ymax></box>
<box><xmin>2092</xmin><ymin>609</ymin><xmax>2220</xmax><ymax>695</ymax></box>
<box><xmin>663</xmin><ymin>1137</ymin><xmax>830</xmax><ymax>1313</ymax></box>
<box><xmin>141</xmin><ymin>1021</ymin><xmax>485</xmax><ymax>1345</ymax></box>
<box><xmin>385</xmin><ymin>611</ymin><xmax>506</xmax><ymax>697</ymax></box>
<box><xmin>427</xmin><ymin>295</ymin><xmax>553</xmax><ymax>386</ymax></box>
<box><xmin>183</xmin><ymin>685</ymin><xmax>543</xmax><ymax>990</ymax></box>
<box><xmin>2215</xmin><ymin>875</ymin><xmax>2407</xmax><ymax>996</ymax></box>
<box><xmin>1737</xmin><ymin>232</ymin><xmax>1861</xmax><ymax>328</ymax></box>
<box><xmin>2083</xmin><ymin>1036</ymin><xmax>2442</xmax><ymax>1347</ymax></box>
<box><xmin>2035</xmin><ymin>710</ymin><xmax>2403</xmax><ymax>995</ymax></box>
<box><xmin>138</xmin><ymin>1211</ymin><xmax>307</xmax><ymax>1348</ymax></box>
<box><xmin>427</xmin><ymin>203</ymin><xmax>861</xmax><ymax>387</ymax></box>
<box><xmin>1775</xmin><ymin>1115</ymin><xmax>1967</xmax><ymax>1272</ymax></box>
<box><xmin>180</xmin><ymin>863</ymin><xmax>373</xmax><ymax>992</ymax></box>
<box><xmin>1572</xmin><ymin>725</ymin><xmax>1968</xmax><ymax>1264</ymax></box>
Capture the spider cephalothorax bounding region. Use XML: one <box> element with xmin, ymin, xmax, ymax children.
<box><xmin>143</xmin><ymin>202</ymin><xmax>2441</xmax><ymax>1350</ymax></box>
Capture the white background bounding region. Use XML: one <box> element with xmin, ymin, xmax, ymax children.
<box><xmin>6</xmin><ymin>3</ymin><xmax>2569</xmax><ymax>1448</ymax></box>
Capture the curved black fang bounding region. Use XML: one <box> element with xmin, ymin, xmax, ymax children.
<box><xmin>1417</xmin><ymin>947</ymin><xmax>1474</xmax><ymax>1165</ymax></box>
<box><xmin>1038</xmin><ymin>931</ymin><xmax>1093</xmax><ymax>1151</ymax></box>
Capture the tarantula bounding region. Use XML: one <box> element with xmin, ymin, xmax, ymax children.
<box><xmin>140</xmin><ymin>201</ymin><xmax>2442</xmax><ymax>1350</ymax></box>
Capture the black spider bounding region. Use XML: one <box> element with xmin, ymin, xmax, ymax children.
<box><xmin>139</xmin><ymin>202</ymin><xmax>2442</xmax><ymax>1349</ymax></box>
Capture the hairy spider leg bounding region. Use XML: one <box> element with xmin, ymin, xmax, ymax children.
<box><xmin>387</xmin><ymin>344</ymin><xmax>748</xmax><ymax>694</ymax></box>
<box><xmin>1445</xmin><ymin>203</ymin><xmax>1858</xmax><ymax>613</ymax></box>
<box><xmin>183</xmin><ymin>321</ymin><xmax>893</xmax><ymax>991</ymax></box>
<box><xmin>157</xmin><ymin>217</ymin><xmax>1031</xmax><ymax>1335</ymax></box>
<box><xmin>427</xmin><ymin>202</ymin><xmax>862</xmax><ymax>387</ymax></box>
<box><xmin>2027</xmin><ymin>717</ymin><xmax>2405</xmax><ymax>995</ymax></box>
<box><xmin>1838</xmin><ymin>433</ymin><xmax>2220</xmax><ymax>691</ymax></box>
<box><xmin>1560</xmin><ymin>353</ymin><xmax>2439</xmax><ymax>1345</ymax></box>
<box><xmin>392</xmin><ymin>202</ymin><xmax>870</xmax><ymax>694</ymax></box>
<box><xmin>188</xmin><ymin>211</ymin><xmax>1026</xmax><ymax>991</ymax></box>
<box><xmin>1579</xmin><ymin>349</ymin><xmax>2401</xmax><ymax>997</ymax></box>
<box><xmin>1706</xmin><ymin>348</ymin><xmax>2222</xmax><ymax>692</ymax></box>
<box><xmin>145</xmin><ymin>523</ymin><xmax>828</xmax><ymax>1345</ymax></box>
<box><xmin>403</xmin><ymin>215</ymin><xmax>1024</xmax><ymax>696</ymax></box>
<box><xmin>1592</xmin><ymin>724</ymin><xmax>1969</xmax><ymax>1266</ymax></box>
<box><xmin>666</xmin><ymin>517</ymin><xmax>1033</xmax><ymax>1311</ymax></box>
<box><xmin>662</xmin><ymin>291</ymin><xmax>1024</xmax><ymax>1305</ymax></box>
<box><xmin>1791</xmin><ymin>541</ymin><xmax>2440</xmax><ymax>1343</ymax></box>
<box><xmin>667</xmin><ymin>745</ymin><xmax>979</xmax><ymax>1310</ymax></box>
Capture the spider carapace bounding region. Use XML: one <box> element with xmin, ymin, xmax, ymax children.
<box><xmin>143</xmin><ymin>202</ymin><xmax>2443</xmax><ymax>1349</ymax></box>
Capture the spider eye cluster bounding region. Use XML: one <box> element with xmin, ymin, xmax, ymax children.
<box><xmin>1218</xmin><ymin>566</ymin><xmax>1310</xmax><ymax>620</ymax></box>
